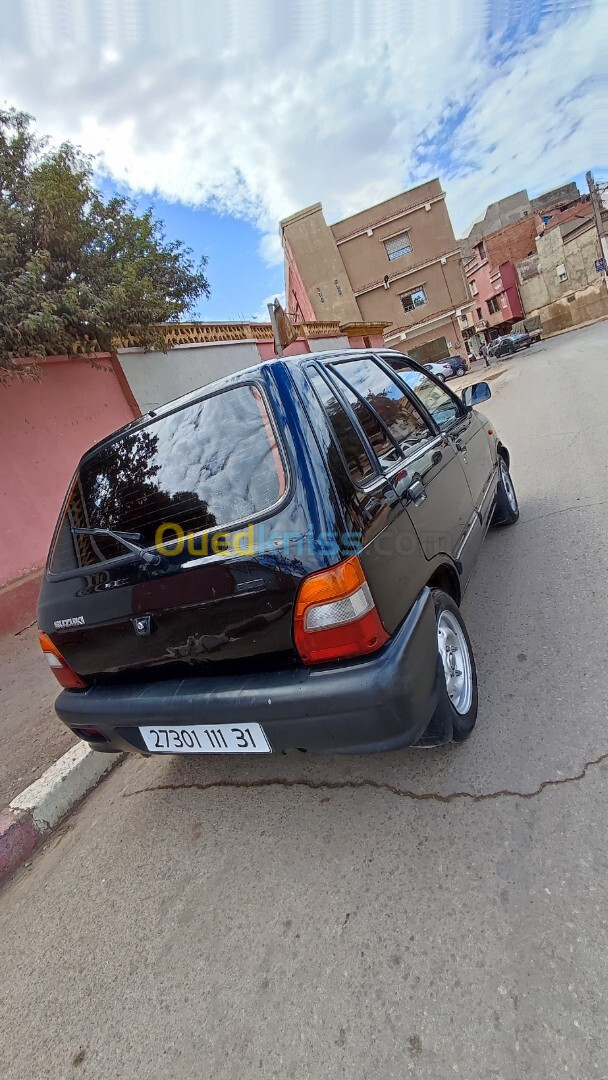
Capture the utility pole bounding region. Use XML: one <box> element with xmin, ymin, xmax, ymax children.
<box><xmin>586</xmin><ymin>171</ymin><xmax>608</xmax><ymax>280</ymax></box>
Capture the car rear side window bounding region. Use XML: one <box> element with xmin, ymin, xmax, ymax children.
<box><xmin>330</xmin><ymin>357</ymin><xmax>432</xmax><ymax>456</ymax></box>
<box><xmin>50</xmin><ymin>384</ymin><xmax>286</xmax><ymax>573</ymax></box>
<box><xmin>308</xmin><ymin>370</ymin><xmax>375</xmax><ymax>483</ymax></box>
<box><xmin>382</xmin><ymin>355</ymin><xmax>461</xmax><ymax>431</ymax></box>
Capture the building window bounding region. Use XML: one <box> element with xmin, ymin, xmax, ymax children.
<box><xmin>487</xmin><ymin>296</ymin><xmax>500</xmax><ymax>314</ymax></box>
<box><xmin>500</xmin><ymin>295</ymin><xmax>508</xmax><ymax>308</ymax></box>
<box><xmin>469</xmin><ymin>281</ymin><xmax>478</xmax><ymax>297</ymax></box>
<box><xmin>475</xmin><ymin>241</ymin><xmax>486</xmax><ymax>261</ymax></box>
<box><xmin>556</xmin><ymin>264</ymin><xmax>568</xmax><ymax>283</ymax></box>
<box><xmin>476</xmin><ymin>307</ymin><xmax>483</xmax><ymax>321</ymax></box>
<box><xmin>384</xmin><ymin>230</ymin><xmax>412</xmax><ymax>261</ymax></box>
<box><xmin>400</xmin><ymin>286</ymin><xmax>427</xmax><ymax>314</ymax></box>
<box><xmin>363</xmin><ymin>336</ymin><xmax>372</xmax><ymax>348</ymax></box>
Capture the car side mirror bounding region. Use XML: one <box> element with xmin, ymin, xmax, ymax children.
<box><xmin>462</xmin><ymin>382</ymin><xmax>491</xmax><ymax>408</ymax></box>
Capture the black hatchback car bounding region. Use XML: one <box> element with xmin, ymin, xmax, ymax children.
<box><xmin>444</xmin><ymin>355</ymin><xmax>469</xmax><ymax>378</ymax></box>
<box><xmin>38</xmin><ymin>350</ymin><xmax>519</xmax><ymax>755</ymax></box>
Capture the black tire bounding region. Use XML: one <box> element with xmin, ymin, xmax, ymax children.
<box><xmin>438</xmin><ymin>374</ymin><xmax>447</xmax><ymax>382</ymax></box>
<box><xmin>492</xmin><ymin>456</ymin><xmax>519</xmax><ymax>525</ymax></box>
<box><xmin>431</xmin><ymin>588</ymin><xmax>478</xmax><ymax>742</ymax></box>
<box><xmin>455</xmin><ymin>366</ymin><xmax>466</xmax><ymax>377</ymax></box>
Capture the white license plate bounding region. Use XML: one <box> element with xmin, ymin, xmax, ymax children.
<box><xmin>139</xmin><ymin>723</ymin><xmax>271</xmax><ymax>754</ymax></box>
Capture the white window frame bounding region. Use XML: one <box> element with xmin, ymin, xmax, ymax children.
<box><xmin>469</xmin><ymin>281</ymin><xmax>478</xmax><ymax>297</ymax></box>
<box><xmin>384</xmin><ymin>230</ymin><xmax>412</xmax><ymax>261</ymax></box>
<box><xmin>400</xmin><ymin>285</ymin><xmax>428</xmax><ymax>314</ymax></box>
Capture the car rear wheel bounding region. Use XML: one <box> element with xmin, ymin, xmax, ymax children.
<box><xmin>492</xmin><ymin>457</ymin><xmax>519</xmax><ymax>525</ymax></box>
<box><xmin>455</xmin><ymin>365</ymin><xmax>466</xmax><ymax>376</ymax></box>
<box><xmin>431</xmin><ymin>589</ymin><xmax>478</xmax><ymax>741</ymax></box>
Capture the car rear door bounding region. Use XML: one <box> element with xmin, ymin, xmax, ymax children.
<box><xmin>380</xmin><ymin>353</ymin><xmax>492</xmax><ymax>584</ymax></box>
<box><xmin>325</xmin><ymin>355</ymin><xmax>476</xmax><ymax>582</ymax></box>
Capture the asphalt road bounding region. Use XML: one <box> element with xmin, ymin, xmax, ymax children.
<box><xmin>2</xmin><ymin>321</ymin><xmax>608</xmax><ymax>1080</ymax></box>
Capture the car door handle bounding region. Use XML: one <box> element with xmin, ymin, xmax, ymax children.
<box><xmin>406</xmin><ymin>479</ymin><xmax>427</xmax><ymax>505</ymax></box>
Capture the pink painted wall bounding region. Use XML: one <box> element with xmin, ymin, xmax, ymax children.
<box><xmin>467</xmin><ymin>258</ymin><xmax>522</xmax><ymax>332</ymax></box>
<box><xmin>256</xmin><ymin>338</ymin><xmax>312</xmax><ymax>361</ymax></box>
<box><xmin>345</xmin><ymin>331</ymin><xmax>386</xmax><ymax>349</ymax></box>
<box><xmin>499</xmin><ymin>262</ymin><xmax>524</xmax><ymax>321</ymax></box>
<box><xmin>0</xmin><ymin>355</ymin><xmax>136</xmax><ymax>586</ymax></box>
<box><xmin>284</xmin><ymin>239</ymin><xmax>317</xmax><ymax>322</ymax></box>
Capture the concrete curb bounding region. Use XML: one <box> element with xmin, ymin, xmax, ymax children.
<box><xmin>0</xmin><ymin>744</ymin><xmax>121</xmax><ymax>887</ymax></box>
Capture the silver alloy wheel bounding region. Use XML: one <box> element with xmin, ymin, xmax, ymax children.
<box><xmin>436</xmin><ymin>610</ymin><xmax>473</xmax><ymax>715</ymax></box>
<box><xmin>500</xmin><ymin>458</ymin><xmax>518</xmax><ymax>513</ymax></box>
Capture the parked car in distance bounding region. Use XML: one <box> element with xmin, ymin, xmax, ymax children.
<box><xmin>423</xmin><ymin>359</ymin><xmax>453</xmax><ymax>381</ymax></box>
<box><xmin>488</xmin><ymin>336</ymin><xmax>516</xmax><ymax>358</ymax></box>
<box><xmin>489</xmin><ymin>331</ymin><xmax>534</xmax><ymax>359</ymax></box>
<box><xmin>509</xmin><ymin>331</ymin><xmax>533</xmax><ymax>350</ymax></box>
<box><xmin>38</xmin><ymin>349</ymin><xmax>519</xmax><ymax>757</ymax></box>
<box><xmin>443</xmin><ymin>355</ymin><xmax>469</xmax><ymax>378</ymax></box>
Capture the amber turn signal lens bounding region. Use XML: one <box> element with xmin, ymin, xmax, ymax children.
<box><xmin>38</xmin><ymin>631</ymin><xmax>88</xmax><ymax>690</ymax></box>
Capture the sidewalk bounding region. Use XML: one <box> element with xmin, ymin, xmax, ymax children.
<box><xmin>451</xmin><ymin>357</ymin><xmax>513</xmax><ymax>392</ymax></box>
<box><xmin>0</xmin><ymin>625</ymin><xmax>76</xmax><ymax>807</ymax></box>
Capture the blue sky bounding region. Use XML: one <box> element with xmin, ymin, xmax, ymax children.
<box><xmin>1</xmin><ymin>0</ymin><xmax>605</xmax><ymax>322</ymax></box>
<box><xmin>100</xmin><ymin>181</ymin><xmax>280</xmax><ymax>322</ymax></box>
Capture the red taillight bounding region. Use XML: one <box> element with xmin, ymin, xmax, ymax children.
<box><xmin>293</xmin><ymin>555</ymin><xmax>389</xmax><ymax>665</ymax></box>
<box><xmin>38</xmin><ymin>631</ymin><xmax>88</xmax><ymax>690</ymax></box>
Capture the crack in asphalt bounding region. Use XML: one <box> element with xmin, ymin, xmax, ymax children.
<box><xmin>124</xmin><ymin>750</ymin><xmax>608</xmax><ymax>804</ymax></box>
<box><xmin>520</xmin><ymin>499</ymin><xmax>608</xmax><ymax>525</ymax></box>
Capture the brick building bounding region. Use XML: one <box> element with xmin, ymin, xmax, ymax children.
<box><xmin>462</xmin><ymin>182</ymin><xmax>580</xmax><ymax>256</ymax></box>
<box><xmin>484</xmin><ymin>215</ymin><xmax>540</xmax><ymax>269</ymax></box>
<box><xmin>281</xmin><ymin>179</ymin><xmax>472</xmax><ymax>366</ymax></box>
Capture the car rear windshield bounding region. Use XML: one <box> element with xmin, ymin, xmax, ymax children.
<box><xmin>50</xmin><ymin>383</ymin><xmax>286</xmax><ymax>573</ymax></box>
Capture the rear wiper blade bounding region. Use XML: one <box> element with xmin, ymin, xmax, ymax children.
<box><xmin>71</xmin><ymin>526</ymin><xmax>161</xmax><ymax>565</ymax></box>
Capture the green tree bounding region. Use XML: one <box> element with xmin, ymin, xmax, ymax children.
<box><xmin>0</xmin><ymin>108</ymin><xmax>210</xmax><ymax>380</ymax></box>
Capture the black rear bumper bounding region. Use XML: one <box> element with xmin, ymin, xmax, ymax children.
<box><xmin>55</xmin><ymin>588</ymin><xmax>440</xmax><ymax>755</ymax></box>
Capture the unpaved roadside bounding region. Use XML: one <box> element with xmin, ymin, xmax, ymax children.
<box><xmin>0</xmin><ymin>624</ymin><xmax>75</xmax><ymax>806</ymax></box>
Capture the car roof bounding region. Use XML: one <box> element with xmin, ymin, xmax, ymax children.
<box><xmin>78</xmin><ymin>348</ymin><xmax>409</xmax><ymax>465</ymax></box>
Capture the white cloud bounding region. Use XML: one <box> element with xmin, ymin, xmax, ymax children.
<box><xmin>0</xmin><ymin>0</ymin><xmax>605</xmax><ymax>255</ymax></box>
<box><xmin>252</xmin><ymin>291</ymin><xmax>286</xmax><ymax>323</ymax></box>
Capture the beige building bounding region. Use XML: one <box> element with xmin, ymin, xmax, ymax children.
<box><xmin>281</xmin><ymin>179</ymin><xmax>473</xmax><ymax>364</ymax></box>
<box><xmin>517</xmin><ymin>209</ymin><xmax>608</xmax><ymax>335</ymax></box>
